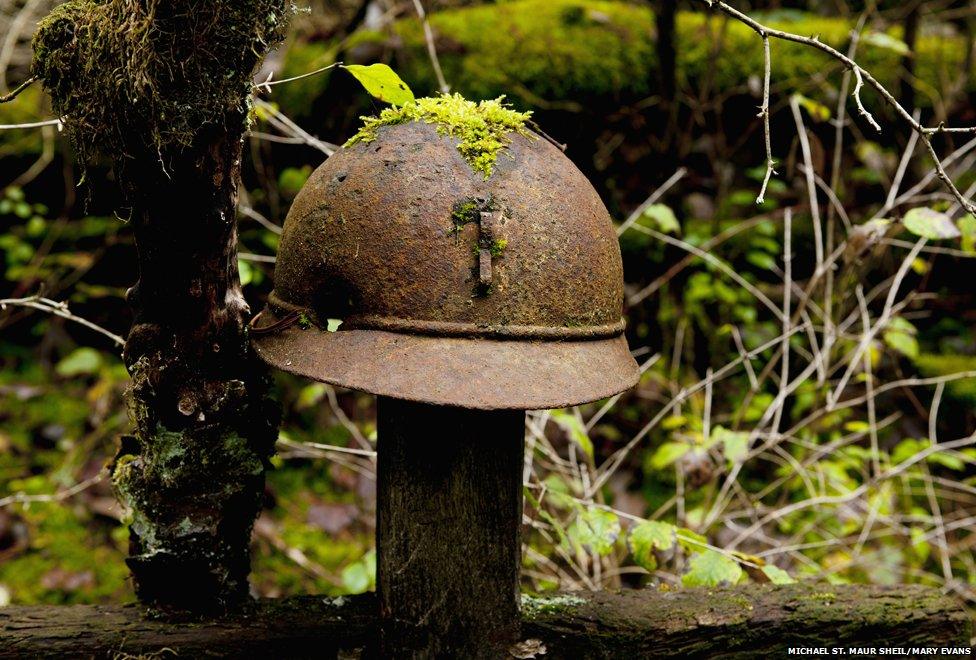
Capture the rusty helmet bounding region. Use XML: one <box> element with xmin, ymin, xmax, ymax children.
<box><xmin>252</xmin><ymin>105</ymin><xmax>638</xmax><ymax>410</ymax></box>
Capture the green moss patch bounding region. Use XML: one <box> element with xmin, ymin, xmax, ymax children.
<box><xmin>345</xmin><ymin>94</ymin><xmax>534</xmax><ymax>178</ymax></box>
<box><xmin>521</xmin><ymin>593</ymin><xmax>587</xmax><ymax>616</ymax></box>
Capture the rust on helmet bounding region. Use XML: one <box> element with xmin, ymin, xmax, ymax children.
<box><xmin>253</xmin><ymin>110</ymin><xmax>638</xmax><ymax>410</ymax></box>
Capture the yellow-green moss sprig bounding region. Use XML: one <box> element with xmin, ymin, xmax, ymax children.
<box><xmin>345</xmin><ymin>94</ymin><xmax>534</xmax><ymax>178</ymax></box>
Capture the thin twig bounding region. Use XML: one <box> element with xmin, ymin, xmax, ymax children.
<box><xmin>256</xmin><ymin>62</ymin><xmax>343</xmax><ymax>93</ymax></box>
<box><xmin>0</xmin><ymin>118</ymin><xmax>62</xmax><ymax>131</ymax></box>
<box><xmin>1</xmin><ymin>296</ymin><xmax>125</xmax><ymax>347</ymax></box>
<box><xmin>411</xmin><ymin>0</ymin><xmax>449</xmax><ymax>93</ymax></box>
<box><xmin>756</xmin><ymin>37</ymin><xmax>775</xmax><ymax>204</ymax></box>
<box><xmin>0</xmin><ymin>74</ymin><xmax>37</xmax><ymax>103</ymax></box>
<box><xmin>0</xmin><ymin>471</ymin><xmax>106</xmax><ymax>509</ymax></box>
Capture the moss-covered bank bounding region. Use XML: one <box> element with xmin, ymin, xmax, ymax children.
<box><xmin>276</xmin><ymin>0</ymin><xmax>971</xmax><ymax>119</ymax></box>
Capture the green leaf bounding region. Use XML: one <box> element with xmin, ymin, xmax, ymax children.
<box><xmin>675</xmin><ymin>527</ymin><xmax>708</xmax><ymax>552</ymax></box>
<box><xmin>343</xmin><ymin>64</ymin><xmax>415</xmax><ymax>106</ymax></box>
<box><xmin>238</xmin><ymin>259</ymin><xmax>254</xmax><ymax>286</ymax></box>
<box><xmin>959</xmin><ymin>214</ymin><xmax>976</xmax><ymax>253</ymax></box>
<box><xmin>928</xmin><ymin>451</ymin><xmax>965</xmax><ymax>471</ymax></box>
<box><xmin>863</xmin><ymin>32</ymin><xmax>911</xmax><ymax>55</ymax></box>
<box><xmin>911</xmin><ymin>527</ymin><xmax>931</xmax><ymax>562</ymax></box>
<box><xmin>761</xmin><ymin>565</ymin><xmax>796</xmax><ymax>585</ymax></box>
<box><xmin>903</xmin><ymin>208</ymin><xmax>960</xmax><ymax>240</ymax></box>
<box><xmin>642</xmin><ymin>204</ymin><xmax>680</xmax><ymax>234</ymax></box>
<box><xmin>682</xmin><ymin>549</ymin><xmax>743</xmax><ymax>587</ymax></box>
<box><xmin>649</xmin><ymin>441</ymin><xmax>690</xmax><ymax>470</ymax></box>
<box><xmin>746</xmin><ymin>251</ymin><xmax>777</xmax><ymax>271</ymax></box>
<box><xmin>56</xmin><ymin>348</ymin><xmax>103</xmax><ymax>377</ymax></box>
<box><xmin>570</xmin><ymin>507</ymin><xmax>620</xmax><ymax>556</ymax></box>
<box><xmin>341</xmin><ymin>550</ymin><xmax>376</xmax><ymax>594</ymax></box>
<box><xmin>713</xmin><ymin>426</ymin><xmax>749</xmax><ymax>466</ymax></box>
<box><xmin>550</xmin><ymin>410</ymin><xmax>594</xmax><ymax>459</ymax></box>
<box><xmin>296</xmin><ymin>383</ymin><xmax>328</xmax><ymax>410</ymax></box>
<box><xmin>793</xmin><ymin>93</ymin><xmax>830</xmax><ymax>122</ymax></box>
<box><xmin>661</xmin><ymin>415</ymin><xmax>687</xmax><ymax>431</ymax></box>
<box><xmin>883</xmin><ymin>329</ymin><xmax>919</xmax><ymax>360</ymax></box>
<box><xmin>629</xmin><ymin>520</ymin><xmax>676</xmax><ymax>570</ymax></box>
<box><xmin>278</xmin><ymin>165</ymin><xmax>313</xmax><ymax>198</ymax></box>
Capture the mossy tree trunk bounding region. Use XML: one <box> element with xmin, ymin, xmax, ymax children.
<box><xmin>32</xmin><ymin>0</ymin><xmax>289</xmax><ymax>610</ymax></box>
<box><xmin>112</xmin><ymin>124</ymin><xmax>280</xmax><ymax>610</ymax></box>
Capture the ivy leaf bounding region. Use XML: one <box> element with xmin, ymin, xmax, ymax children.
<box><xmin>343</xmin><ymin>64</ymin><xmax>415</xmax><ymax>106</ymax></box>
<box><xmin>629</xmin><ymin>520</ymin><xmax>676</xmax><ymax>570</ymax></box>
<box><xmin>761</xmin><ymin>565</ymin><xmax>796</xmax><ymax>585</ymax></box>
<box><xmin>642</xmin><ymin>204</ymin><xmax>680</xmax><ymax>235</ymax></box>
<box><xmin>682</xmin><ymin>549</ymin><xmax>743</xmax><ymax>587</ymax></box>
<box><xmin>903</xmin><ymin>208</ymin><xmax>960</xmax><ymax>240</ymax></box>
<box><xmin>649</xmin><ymin>441</ymin><xmax>690</xmax><ymax>470</ymax></box>
<box><xmin>862</xmin><ymin>32</ymin><xmax>911</xmax><ymax>55</ymax></box>
<box><xmin>56</xmin><ymin>348</ymin><xmax>103</xmax><ymax>377</ymax></box>
<box><xmin>550</xmin><ymin>410</ymin><xmax>594</xmax><ymax>459</ymax></box>
<box><xmin>570</xmin><ymin>507</ymin><xmax>620</xmax><ymax>556</ymax></box>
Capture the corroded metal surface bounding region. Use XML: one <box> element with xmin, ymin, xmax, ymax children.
<box><xmin>254</xmin><ymin>120</ymin><xmax>638</xmax><ymax>409</ymax></box>
<box><xmin>254</xmin><ymin>311</ymin><xmax>637</xmax><ymax>410</ymax></box>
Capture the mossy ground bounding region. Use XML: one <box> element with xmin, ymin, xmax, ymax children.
<box><xmin>0</xmin><ymin>358</ymin><xmax>131</xmax><ymax>605</ymax></box>
<box><xmin>345</xmin><ymin>94</ymin><xmax>533</xmax><ymax>178</ymax></box>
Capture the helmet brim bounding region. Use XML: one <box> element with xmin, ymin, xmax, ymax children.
<box><xmin>252</xmin><ymin>322</ymin><xmax>639</xmax><ymax>411</ymax></box>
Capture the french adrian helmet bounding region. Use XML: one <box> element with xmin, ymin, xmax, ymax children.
<box><xmin>252</xmin><ymin>97</ymin><xmax>638</xmax><ymax>410</ymax></box>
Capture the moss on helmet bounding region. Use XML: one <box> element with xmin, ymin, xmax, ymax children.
<box><xmin>31</xmin><ymin>0</ymin><xmax>291</xmax><ymax>165</ymax></box>
<box><xmin>345</xmin><ymin>94</ymin><xmax>534</xmax><ymax>178</ymax></box>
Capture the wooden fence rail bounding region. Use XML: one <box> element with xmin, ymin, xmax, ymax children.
<box><xmin>0</xmin><ymin>584</ymin><xmax>968</xmax><ymax>658</ymax></box>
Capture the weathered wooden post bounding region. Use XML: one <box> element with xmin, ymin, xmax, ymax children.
<box><xmin>252</xmin><ymin>97</ymin><xmax>639</xmax><ymax>656</ymax></box>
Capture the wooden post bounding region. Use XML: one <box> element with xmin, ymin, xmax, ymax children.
<box><xmin>376</xmin><ymin>397</ymin><xmax>525</xmax><ymax>658</ymax></box>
